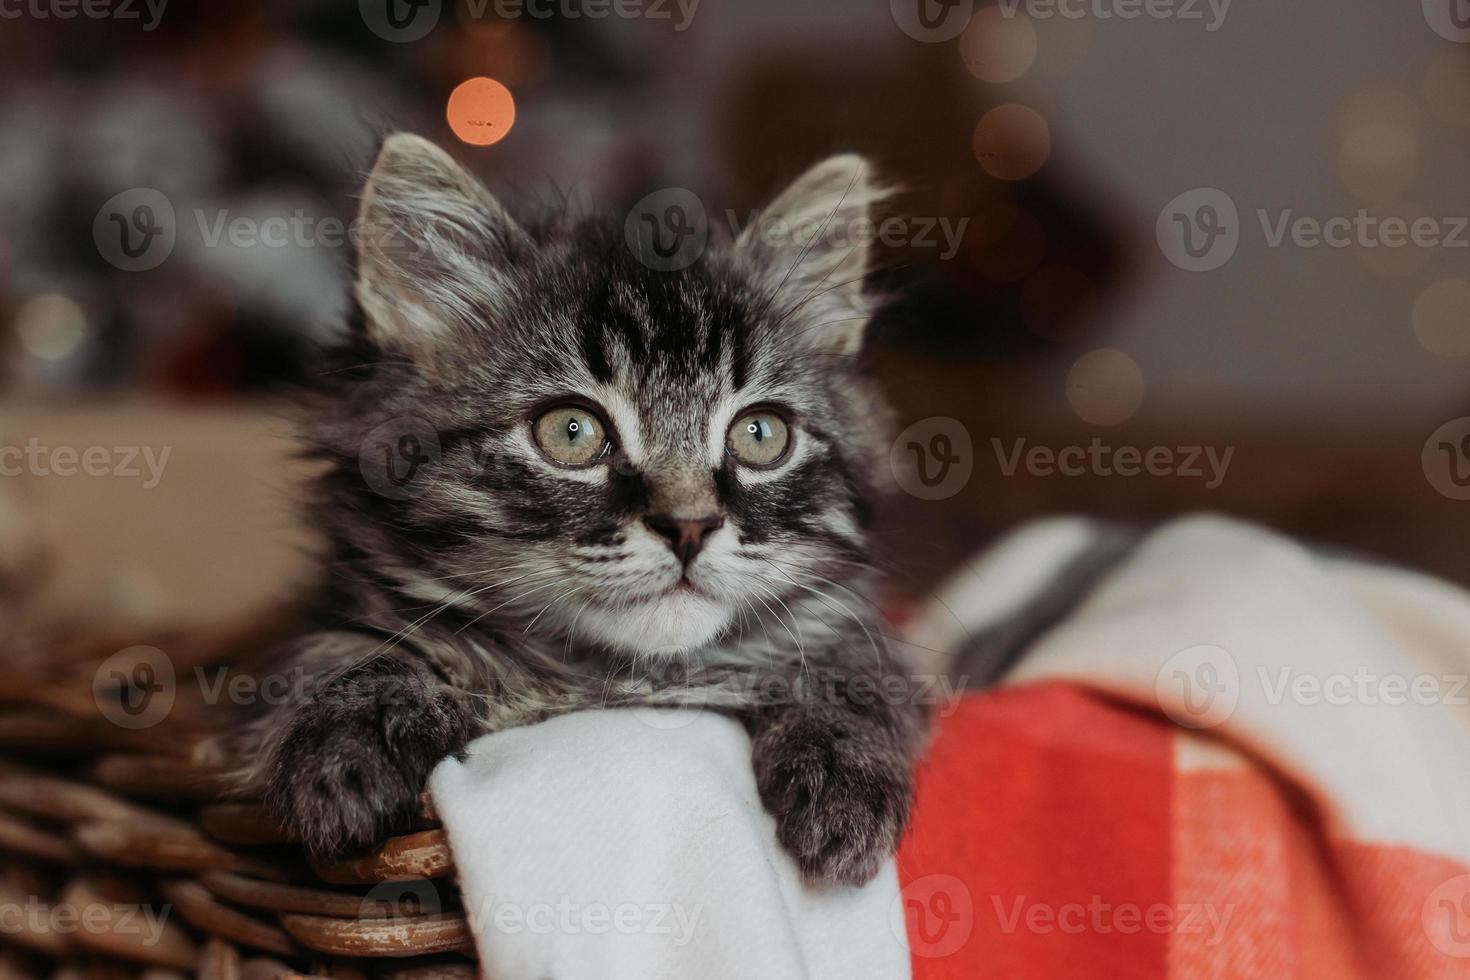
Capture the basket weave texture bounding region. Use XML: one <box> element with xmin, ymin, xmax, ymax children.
<box><xmin>0</xmin><ymin>619</ymin><xmax>476</xmax><ymax>980</ymax></box>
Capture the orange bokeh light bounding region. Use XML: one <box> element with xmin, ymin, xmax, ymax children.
<box><xmin>447</xmin><ymin>77</ymin><xmax>516</xmax><ymax>147</ymax></box>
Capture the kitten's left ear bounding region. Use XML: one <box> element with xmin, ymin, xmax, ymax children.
<box><xmin>354</xmin><ymin>133</ymin><xmax>528</xmax><ymax>362</ymax></box>
<box><xmin>735</xmin><ymin>155</ymin><xmax>891</xmax><ymax>357</ymax></box>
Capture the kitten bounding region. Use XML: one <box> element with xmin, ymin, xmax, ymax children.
<box><xmin>231</xmin><ymin>133</ymin><xmax>930</xmax><ymax>886</ymax></box>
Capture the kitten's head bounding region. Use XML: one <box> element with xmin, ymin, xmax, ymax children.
<box><xmin>315</xmin><ymin>133</ymin><xmax>894</xmax><ymax>655</ymax></box>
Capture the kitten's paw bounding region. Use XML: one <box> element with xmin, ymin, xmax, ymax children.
<box><xmin>263</xmin><ymin>660</ymin><xmax>473</xmax><ymax>859</ymax></box>
<box><xmin>753</xmin><ymin>714</ymin><xmax>912</xmax><ymax>887</ymax></box>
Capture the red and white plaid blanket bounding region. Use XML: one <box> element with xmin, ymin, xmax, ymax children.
<box><xmin>897</xmin><ymin>515</ymin><xmax>1470</xmax><ymax>978</ymax></box>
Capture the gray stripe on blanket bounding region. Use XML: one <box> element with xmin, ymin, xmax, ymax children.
<box><xmin>953</xmin><ymin>523</ymin><xmax>1146</xmax><ymax>688</ymax></box>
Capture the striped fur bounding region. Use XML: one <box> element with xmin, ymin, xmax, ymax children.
<box><xmin>231</xmin><ymin>135</ymin><xmax>928</xmax><ymax>885</ymax></box>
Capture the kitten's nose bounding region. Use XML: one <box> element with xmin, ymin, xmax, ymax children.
<box><xmin>644</xmin><ymin>514</ymin><xmax>723</xmax><ymax>568</ymax></box>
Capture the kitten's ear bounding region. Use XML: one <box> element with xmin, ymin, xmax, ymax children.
<box><xmin>735</xmin><ymin>155</ymin><xmax>890</xmax><ymax>357</ymax></box>
<box><xmin>354</xmin><ymin>133</ymin><xmax>527</xmax><ymax>361</ymax></box>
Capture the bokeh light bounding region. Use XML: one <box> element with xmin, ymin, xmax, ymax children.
<box><xmin>1066</xmin><ymin>348</ymin><xmax>1144</xmax><ymax>426</ymax></box>
<box><xmin>973</xmin><ymin>104</ymin><xmax>1051</xmax><ymax>181</ymax></box>
<box><xmin>1338</xmin><ymin>121</ymin><xmax>1417</xmax><ymax>203</ymax></box>
<box><xmin>1338</xmin><ymin>87</ymin><xmax>1421</xmax><ymax>143</ymax></box>
<box><xmin>1412</xmin><ymin>279</ymin><xmax>1470</xmax><ymax>358</ymax></box>
<box><xmin>14</xmin><ymin>293</ymin><xmax>88</xmax><ymax>362</ymax></box>
<box><xmin>959</xmin><ymin>8</ymin><xmax>1038</xmax><ymax>84</ymax></box>
<box><xmin>447</xmin><ymin>76</ymin><xmax>516</xmax><ymax>147</ymax></box>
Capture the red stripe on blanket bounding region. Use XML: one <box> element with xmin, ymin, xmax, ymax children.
<box><xmin>897</xmin><ymin>683</ymin><xmax>1175</xmax><ymax>979</ymax></box>
<box><xmin>900</xmin><ymin>683</ymin><xmax>1470</xmax><ymax>978</ymax></box>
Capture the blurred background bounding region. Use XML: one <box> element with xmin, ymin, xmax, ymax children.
<box><xmin>0</xmin><ymin>0</ymin><xmax>1467</xmax><ymax>631</ymax></box>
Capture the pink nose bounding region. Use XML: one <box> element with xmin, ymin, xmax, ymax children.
<box><xmin>643</xmin><ymin>514</ymin><xmax>724</xmax><ymax>567</ymax></box>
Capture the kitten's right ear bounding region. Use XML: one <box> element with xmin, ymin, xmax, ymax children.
<box><xmin>354</xmin><ymin>133</ymin><xmax>527</xmax><ymax>361</ymax></box>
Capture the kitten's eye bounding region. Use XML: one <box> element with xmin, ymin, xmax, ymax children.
<box><xmin>726</xmin><ymin>410</ymin><xmax>791</xmax><ymax>468</ymax></box>
<box><xmin>533</xmin><ymin>405</ymin><xmax>609</xmax><ymax>467</ymax></box>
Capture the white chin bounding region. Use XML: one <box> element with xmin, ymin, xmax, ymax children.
<box><xmin>574</xmin><ymin>591</ymin><xmax>732</xmax><ymax>656</ymax></box>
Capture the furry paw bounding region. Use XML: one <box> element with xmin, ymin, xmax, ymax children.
<box><xmin>263</xmin><ymin>659</ymin><xmax>473</xmax><ymax>858</ymax></box>
<box><xmin>753</xmin><ymin>713</ymin><xmax>912</xmax><ymax>886</ymax></box>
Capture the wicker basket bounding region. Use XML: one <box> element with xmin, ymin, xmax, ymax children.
<box><xmin>0</xmin><ymin>619</ymin><xmax>477</xmax><ymax>980</ymax></box>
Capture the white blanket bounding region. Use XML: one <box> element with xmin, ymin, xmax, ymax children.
<box><xmin>429</xmin><ymin>513</ymin><xmax>1470</xmax><ymax>976</ymax></box>
<box><xmin>429</xmin><ymin>709</ymin><xmax>911</xmax><ymax>980</ymax></box>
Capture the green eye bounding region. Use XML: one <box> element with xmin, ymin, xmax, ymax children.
<box><xmin>533</xmin><ymin>405</ymin><xmax>609</xmax><ymax>466</ymax></box>
<box><xmin>726</xmin><ymin>410</ymin><xmax>791</xmax><ymax>467</ymax></box>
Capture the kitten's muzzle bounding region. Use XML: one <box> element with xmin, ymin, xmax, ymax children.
<box><xmin>643</xmin><ymin>514</ymin><xmax>723</xmax><ymax>569</ymax></box>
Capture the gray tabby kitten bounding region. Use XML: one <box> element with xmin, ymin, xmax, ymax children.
<box><xmin>234</xmin><ymin>133</ymin><xmax>929</xmax><ymax>886</ymax></box>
